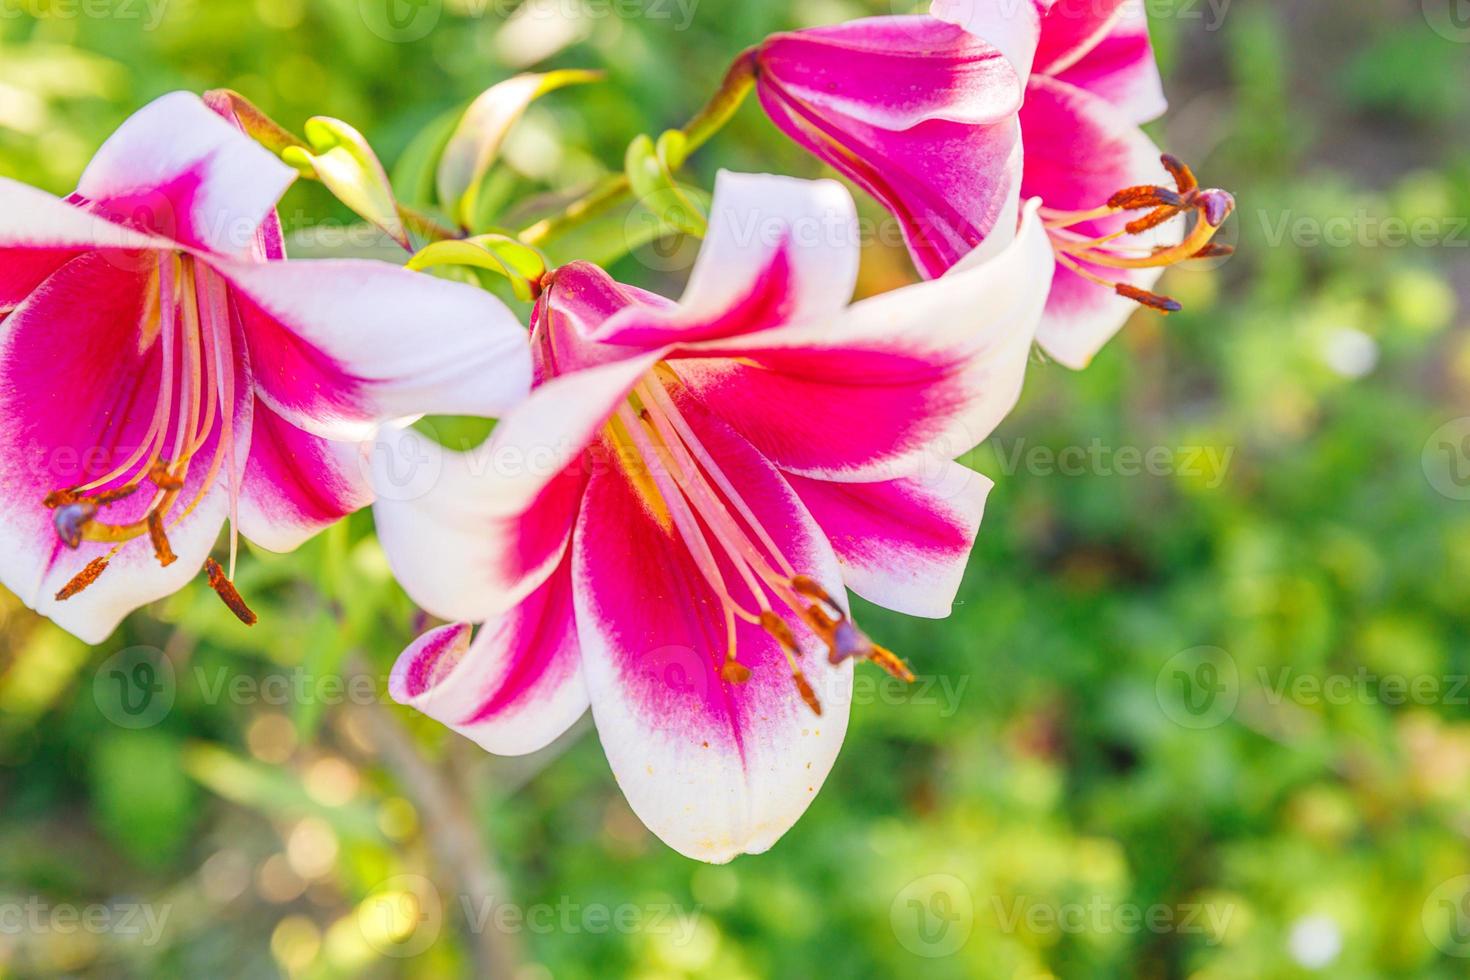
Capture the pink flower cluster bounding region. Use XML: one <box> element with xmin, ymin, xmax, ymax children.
<box><xmin>0</xmin><ymin>2</ymin><xmax>1231</xmax><ymax>862</ymax></box>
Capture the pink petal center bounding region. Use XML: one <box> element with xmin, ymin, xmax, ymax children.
<box><xmin>592</xmin><ymin>365</ymin><xmax>903</xmax><ymax>713</ymax></box>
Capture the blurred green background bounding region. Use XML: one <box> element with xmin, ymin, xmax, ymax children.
<box><xmin>3</xmin><ymin>0</ymin><xmax>1470</xmax><ymax>976</ymax></box>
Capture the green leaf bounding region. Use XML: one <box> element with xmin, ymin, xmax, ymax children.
<box><xmin>436</xmin><ymin>69</ymin><xmax>603</xmax><ymax>230</ymax></box>
<box><xmin>182</xmin><ymin>741</ymin><xmax>381</xmax><ymax>840</ymax></box>
<box><xmin>407</xmin><ymin>234</ymin><xmax>547</xmax><ymax>302</ymax></box>
<box><xmin>389</xmin><ymin>106</ymin><xmax>463</xmax><ymax>208</ymax></box>
<box><xmin>284</xmin><ymin>116</ymin><xmax>409</xmax><ymax>249</ymax></box>
<box><xmin>89</xmin><ymin>731</ymin><xmax>197</xmax><ymax>869</ymax></box>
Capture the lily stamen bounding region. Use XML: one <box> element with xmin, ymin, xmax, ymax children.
<box><xmin>611</xmin><ymin>375</ymin><xmax>906</xmax><ymax>714</ymax></box>
<box><xmin>55</xmin><ymin>557</ymin><xmax>110</xmax><ymax>601</ymax></box>
<box><xmin>205</xmin><ymin>557</ymin><xmax>257</xmax><ymax>625</ymax></box>
<box><xmin>42</xmin><ymin>252</ymin><xmax>251</xmax><ymax>614</ymax></box>
<box><xmin>1039</xmin><ymin>153</ymin><xmax>1235</xmax><ymax>315</ymax></box>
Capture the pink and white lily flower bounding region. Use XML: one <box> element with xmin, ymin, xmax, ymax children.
<box><xmin>0</xmin><ymin>92</ymin><xmax>531</xmax><ymax>643</ymax></box>
<box><xmin>373</xmin><ymin>171</ymin><xmax>1054</xmax><ymax>862</ymax></box>
<box><xmin>752</xmin><ymin>1</ymin><xmax>1235</xmax><ymax>369</ymax></box>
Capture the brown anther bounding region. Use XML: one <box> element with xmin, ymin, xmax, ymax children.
<box><xmin>43</xmin><ymin>488</ymin><xmax>82</xmax><ymax>509</ymax></box>
<box><xmin>1125</xmin><ymin>205</ymin><xmax>1183</xmax><ymax>236</ymax></box>
<box><xmin>720</xmin><ymin>660</ymin><xmax>752</xmax><ymax>684</ymax></box>
<box><xmin>205</xmin><ymin>557</ymin><xmax>257</xmax><ymax>625</ymax></box>
<box><xmin>759</xmin><ymin>610</ymin><xmax>801</xmax><ymax>655</ymax></box>
<box><xmin>146</xmin><ymin>511</ymin><xmax>177</xmax><ymax>567</ymax></box>
<box><xmin>92</xmin><ymin>484</ymin><xmax>141</xmax><ymax>506</ymax></box>
<box><xmin>789</xmin><ymin>574</ymin><xmax>832</xmax><ymax>604</ymax></box>
<box><xmin>868</xmin><ymin>645</ymin><xmax>916</xmax><ymax>683</ymax></box>
<box><xmin>148</xmin><ymin>462</ymin><xmax>184</xmax><ymax>491</ymax></box>
<box><xmin>792</xmin><ymin>671</ymin><xmax>822</xmax><ymax>716</ymax></box>
<box><xmin>46</xmin><ymin>483</ymin><xmax>139</xmax><ymax>511</ymax></box>
<box><xmin>1107</xmin><ymin>185</ymin><xmax>1182</xmax><ymax>212</ymax></box>
<box><xmin>1161</xmin><ymin>154</ymin><xmax>1197</xmax><ymax>194</ymax></box>
<box><xmin>804</xmin><ymin>604</ymin><xmax>839</xmax><ymax>636</ymax></box>
<box><xmin>1115</xmin><ymin>283</ymin><xmax>1182</xmax><ymax>314</ymax></box>
<box><xmin>55</xmin><ymin>556</ymin><xmax>109</xmax><ymax>601</ymax></box>
<box><xmin>1192</xmin><ymin>243</ymin><xmax>1235</xmax><ymax>259</ymax></box>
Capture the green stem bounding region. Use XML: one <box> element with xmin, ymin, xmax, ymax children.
<box><xmin>518</xmin><ymin>174</ymin><xmax>631</xmax><ymax>246</ymax></box>
<box><xmin>674</xmin><ymin>48</ymin><xmax>757</xmax><ymax>165</ymax></box>
<box><xmin>518</xmin><ymin>50</ymin><xmax>757</xmax><ymax>246</ymax></box>
<box><xmin>205</xmin><ymin>89</ymin><xmax>307</xmax><ymax>156</ymax></box>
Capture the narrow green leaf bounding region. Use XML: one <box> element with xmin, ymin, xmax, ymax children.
<box><xmin>436</xmin><ymin>69</ymin><xmax>603</xmax><ymax>229</ymax></box>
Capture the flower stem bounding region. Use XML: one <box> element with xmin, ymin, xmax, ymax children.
<box><xmin>518</xmin><ymin>50</ymin><xmax>757</xmax><ymax>247</ymax></box>
<box><xmin>675</xmin><ymin>48</ymin><xmax>757</xmax><ymax>165</ymax></box>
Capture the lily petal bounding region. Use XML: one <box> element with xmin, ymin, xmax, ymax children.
<box><xmin>389</xmin><ymin>560</ymin><xmax>588</xmax><ymax>757</ymax></box>
<box><xmin>757</xmin><ymin>15</ymin><xmax>1028</xmax><ymax>131</ymax></box>
<box><xmin>1021</xmin><ymin>76</ymin><xmax>1172</xmax><ymax>368</ymax></box>
<box><xmin>371</xmin><ymin>425</ymin><xmax>587</xmax><ymax>623</ymax></box>
<box><xmin>218</xmin><ymin>257</ymin><xmax>532</xmax><ymax>442</ymax></box>
<box><xmin>668</xmin><ymin>205</ymin><xmax>1054</xmax><ymax>482</ymax></box>
<box><xmin>236</xmin><ymin>400</ymin><xmax>373</xmax><ymax>553</ymax></box>
<box><xmin>1035</xmin><ymin>0</ymin><xmax>1166</xmax><ymax>123</ymax></box>
<box><xmin>573</xmin><ymin>396</ymin><xmax>852</xmax><ymax>863</ymax></box>
<box><xmin>757</xmin><ymin>60</ymin><xmax>1022</xmax><ymax>280</ymax></box>
<box><xmin>371</xmin><ymin>349</ymin><xmax>660</xmax><ymax>622</ymax></box>
<box><xmin>202</xmin><ymin>90</ymin><xmax>289</xmax><ymax>261</ymax></box>
<box><xmin>76</xmin><ymin>91</ymin><xmax>296</xmax><ymax>256</ymax></box>
<box><xmin>785</xmin><ymin>462</ymin><xmax>990</xmax><ymax>619</ymax></box>
<box><xmin>0</xmin><ymin>178</ymin><xmax>169</xmax><ymax>311</ymax></box>
<box><xmin>929</xmin><ymin>0</ymin><xmax>1053</xmax><ymax>81</ymax></box>
<box><xmin>592</xmin><ymin>172</ymin><xmax>859</xmax><ymax>347</ymax></box>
